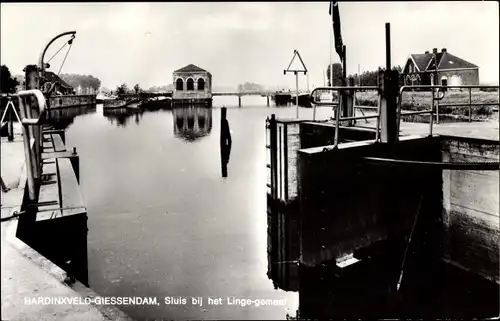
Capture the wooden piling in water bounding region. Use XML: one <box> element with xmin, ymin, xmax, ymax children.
<box><xmin>220</xmin><ymin>107</ymin><xmax>231</xmax><ymax>178</ymax></box>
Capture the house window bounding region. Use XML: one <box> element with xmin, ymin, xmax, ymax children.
<box><xmin>197</xmin><ymin>78</ymin><xmax>205</xmax><ymax>91</ymax></box>
<box><xmin>186</xmin><ymin>78</ymin><xmax>194</xmax><ymax>91</ymax></box>
<box><xmin>441</xmin><ymin>75</ymin><xmax>448</xmax><ymax>86</ymax></box>
<box><xmin>176</xmin><ymin>78</ymin><xmax>184</xmax><ymax>91</ymax></box>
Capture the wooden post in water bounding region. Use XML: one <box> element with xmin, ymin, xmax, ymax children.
<box><xmin>267</xmin><ymin>95</ymin><xmax>270</xmax><ymax>107</ymax></box>
<box><xmin>220</xmin><ymin>107</ymin><xmax>232</xmax><ymax>178</ymax></box>
<box><xmin>238</xmin><ymin>95</ymin><xmax>242</xmax><ymax>108</ymax></box>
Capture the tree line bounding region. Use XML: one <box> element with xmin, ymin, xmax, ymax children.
<box><xmin>0</xmin><ymin>65</ymin><xmax>19</xmax><ymax>94</ymax></box>
<box><xmin>237</xmin><ymin>82</ymin><xmax>265</xmax><ymax>93</ymax></box>
<box><xmin>59</xmin><ymin>73</ymin><xmax>101</xmax><ymax>91</ymax></box>
<box><xmin>326</xmin><ymin>63</ymin><xmax>403</xmax><ymax>86</ymax></box>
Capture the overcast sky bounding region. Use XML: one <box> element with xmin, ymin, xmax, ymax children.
<box><xmin>1</xmin><ymin>1</ymin><xmax>498</xmax><ymax>90</ymax></box>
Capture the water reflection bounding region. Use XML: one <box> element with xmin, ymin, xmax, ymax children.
<box><xmin>267</xmin><ymin>197</ymin><xmax>300</xmax><ymax>292</ymax></box>
<box><xmin>103</xmin><ymin>107</ymin><xmax>144</xmax><ymax>127</ymax></box>
<box><xmin>172</xmin><ymin>106</ymin><xmax>212</xmax><ymax>142</ymax></box>
<box><xmin>46</xmin><ymin>105</ymin><xmax>96</xmax><ymax>130</ymax></box>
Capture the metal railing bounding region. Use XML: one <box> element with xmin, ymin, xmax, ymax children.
<box><xmin>397</xmin><ymin>85</ymin><xmax>500</xmax><ymax>136</ymax></box>
<box><xmin>266</xmin><ymin>84</ymin><xmax>499</xmax><ymax>202</ymax></box>
<box><xmin>16</xmin><ymin>89</ymin><xmax>47</xmax><ymax>201</ymax></box>
<box><xmin>310</xmin><ymin>86</ymin><xmax>382</xmax><ymax>147</ymax></box>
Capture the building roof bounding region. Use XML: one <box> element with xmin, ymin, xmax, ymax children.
<box><xmin>410</xmin><ymin>53</ymin><xmax>434</xmax><ymax>71</ymax></box>
<box><xmin>174</xmin><ymin>64</ymin><xmax>208</xmax><ymax>73</ymax></box>
<box><xmin>44</xmin><ymin>71</ymin><xmax>73</xmax><ymax>89</ymax></box>
<box><xmin>437</xmin><ymin>52</ymin><xmax>478</xmax><ymax>69</ymax></box>
<box><xmin>407</xmin><ymin>49</ymin><xmax>478</xmax><ymax>72</ymax></box>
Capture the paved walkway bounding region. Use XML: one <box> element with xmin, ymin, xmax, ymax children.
<box><xmin>353</xmin><ymin>110</ymin><xmax>499</xmax><ymax>141</ymax></box>
<box><xmin>400</xmin><ymin>119</ymin><xmax>499</xmax><ymax>141</ymax></box>
<box><xmin>1</xmin><ymin>126</ymin><xmax>133</xmax><ymax>321</ymax></box>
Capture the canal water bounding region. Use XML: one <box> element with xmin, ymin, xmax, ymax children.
<box><xmin>58</xmin><ymin>97</ymin><xmax>334</xmax><ymax>320</ymax></box>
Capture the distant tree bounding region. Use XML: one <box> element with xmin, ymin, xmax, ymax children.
<box><xmin>348</xmin><ymin>65</ymin><xmax>404</xmax><ymax>87</ymax></box>
<box><xmin>237</xmin><ymin>82</ymin><xmax>265</xmax><ymax>92</ymax></box>
<box><xmin>326</xmin><ymin>63</ymin><xmax>343</xmax><ymax>86</ymax></box>
<box><xmin>0</xmin><ymin>65</ymin><xmax>20</xmax><ymax>94</ymax></box>
<box><xmin>134</xmin><ymin>84</ymin><xmax>141</xmax><ymax>94</ymax></box>
<box><xmin>116</xmin><ymin>83</ymin><xmax>129</xmax><ymax>95</ymax></box>
<box><xmin>60</xmin><ymin>73</ymin><xmax>101</xmax><ymax>92</ymax></box>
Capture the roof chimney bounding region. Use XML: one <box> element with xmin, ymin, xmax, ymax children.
<box><xmin>432</xmin><ymin>48</ymin><xmax>438</xmax><ymax>54</ymax></box>
<box><xmin>424</xmin><ymin>51</ymin><xmax>430</xmax><ymax>54</ymax></box>
<box><xmin>441</xmin><ymin>48</ymin><xmax>447</xmax><ymax>53</ymax></box>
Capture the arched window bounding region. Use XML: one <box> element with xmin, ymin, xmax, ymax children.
<box><xmin>441</xmin><ymin>75</ymin><xmax>448</xmax><ymax>86</ymax></box>
<box><xmin>187</xmin><ymin>78</ymin><xmax>194</xmax><ymax>91</ymax></box>
<box><xmin>176</xmin><ymin>78</ymin><xmax>184</xmax><ymax>91</ymax></box>
<box><xmin>187</xmin><ymin>116</ymin><xmax>195</xmax><ymax>129</ymax></box>
<box><xmin>197</xmin><ymin>78</ymin><xmax>205</xmax><ymax>91</ymax></box>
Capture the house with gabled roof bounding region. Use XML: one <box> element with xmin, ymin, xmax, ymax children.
<box><xmin>172</xmin><ymin>64</ymin><xmax>212</xmax><ymax>107</ymax></box>
<box><xmin>403</xmin><ymin>48</ymin><xmax>479</xmax><ymax>88</ymax></box>
<box><xmin>44</xmin><ymin>71</ymin><xmax>75</xmax><ymax>95</ymax></box>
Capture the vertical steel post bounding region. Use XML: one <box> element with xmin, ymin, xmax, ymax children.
<box><xmin>380</xmin><ymin>23</ymin><xmax>398</xmax><ymax>145</ymax></box>
<box><xmin>376</xmin><ymin>92</ymin><xmax>382</xmax><ymax>142</ymax></box>
<box><xmin>279</xmin><ymin>126</ymin><xmax>283</xmax><ymax>200</ymax></box>
<box><xmin>430</xmin><ymin>90</ymin><xmax>435</xmax><ymax>136</ymax></box>
<box><xmin>436</xmin><ymin>98</ymin><xmax>440</xmax><ymax>124</ymax></box>
<box><xmin>295</xmin><ymin>71</ymin><xmax>299</xmax><ymax>118</ymax></box>
<box><xmin>469</xmin><ymin>87</ymin><xmax>472</xmax><ymax>122</ymax></box>
<box><xmin>396</xmin><ymin>91</ymin><xmax>402</xmax><ymax>142</ymax></box>
<box><xmin>283</xmin><ymin>123</ymin><xmax>288</xmax><ymax>202</ymax></box>
<box><xmin>334</xmin><ymin>98</ymin><xmax>340</xmax><ymax>148</ymax></box>
<box><xmin>385</xmin><ymin>23</ymin><xmax>391</xmax><ymax>71</ymax></box>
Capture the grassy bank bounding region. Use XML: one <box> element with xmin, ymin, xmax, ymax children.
<box><xmin>355</xmin><ymin>90</ymin><xmax>499</xmax><ymax>119</ymax></box>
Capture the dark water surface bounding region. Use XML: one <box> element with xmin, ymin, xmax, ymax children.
<box><xmin>61</xmin><ymin>102</ymin><xmax>333</xmax><ymax>320</ymax></box>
